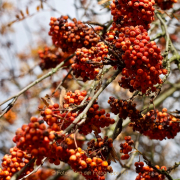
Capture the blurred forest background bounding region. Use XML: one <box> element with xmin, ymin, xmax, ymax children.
<box><xmin>0</xmin><ymin>0</ymin><xmax>180</xmax><ymax>179</ymax></box>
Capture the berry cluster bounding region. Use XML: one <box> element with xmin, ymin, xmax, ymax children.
<box><xmin>49</xmin><ymin>16</ymin><xmax>102</xmax><ymax>53</ymax></box>
<box><xmin>12</xmin><ymin>117</ymin><xmax>78</xmax><ymax>165</ymax></box>
<box><xmin>63</xmin><ymin>89</ymin><xmax>89</xmax><ymax>108</ymax></box>
<box><xmin>41</xmin><ymin>90</ymin><xmax>115</xmax><ymax>135</ymax></box>
<box><xmin>110</xmin><ymin>0</ymin><xmax>155</xmax><ymax>30</ymax></box>
<box><xmin>109</xmin><ymin>97</ymin><xmax>180</xmax><ymax>140</ymax></box>
<box><xmin>155</xmin><ymin>0</ymin><xmax>177</xmax><ymax>10</ymax></box>
<box><xmin>135</xmin><ymin>162</ymin><xmax>166</xmax><ymax>180</ymax></box>
<box><xmin>120</xmin><ymin>136</ymin><xmax>134</xmax><ymax>160</ymax></box>
<box><xmin>13</xmin><ymin>117</ymin><xmax>56</xmax><ymax>165</ymax></box>
<box><xmin>87</xmin><ymin>136</ymin><xmax>113</xmax><ymax>159</ymax></box>
<box><xmin>38</xmin><ymin>46</ymin><xmax>74</xmax><ymax>70</ymax></box>
<box><xmin>64</xmin><ymin>90</ymin><xmax>115</xmax><ymax>134</ymax></box>
<box><xmin>106</xmin><ymin>25</ymin><xmax>167</xmax><ymax>93</ymax></box>
<box><xmin>72</xmin><ymin>42</ymin><xmax>109</xmax><ymax>81</ymax></box>
<box><xmin>13</xmin><ymin>116</ymin><xmax>85</xmax><ymax>167</ymax></box>
<box><xmin>130</xmin><ymin>108</ymin><xmax>180</xmax><ymax>140</ymax></box>
<box><xmin>0</xmin><ymin>147</ymin><xmax>33</xmax><ymax>180</ymax></box>
<box><xmin>69</xmin><ymin>141</ymin><xmax>113</xmax><ymax>180</ymax></box>
<box><xmin>81</xmin><ymin>104</ymin><xmax>115</xmax><ymax>135</ymax></box>
<box><xmin>108</xmin><ymin>96</ymin><xmax>141</xmax><ymax>120</ymax></box>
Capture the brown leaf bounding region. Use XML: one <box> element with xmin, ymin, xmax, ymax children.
<box><xmin>36</xmin><ymin>6</ymin><xmax>40</xmax><ymax>11</ymax></box>
<box><xmin>91</xmin><ymin>125</ymin><xmax>99</xmax><ymax>136</ymax></box>
<box><xmin>40</xmin><ymin>1</ymin><xmax>43</xmax><ymax>9</ymax></box>
<box><xmin>108</xmin><ymin>152</ymin><xmax>116</xmax><ymax>162</ymax></box>
<box><xmin>26</xmin><ymin>7</ymin><xmax>29</xmax><ymax>15</ymax></box>
<box><xmin>41</xmin><ymin>97</ymin><xmax>49</xmax><ymax>107</ymax></box>
<box><xmin>45</xmin><ymin>94</ymin><xmax>50</xmax><ymax>99</ymax></box>
<box><xmin>59</xmin><ymin>87</ymin><xmax>66</xmax><ymax>108</ymax></box>
<box><xmin>20</xmin><ymin>10</ymin><xmax>25</xmax><ymax>18</ymax></box>
<box><xmin>109</xmin><ymin>147</ymin><xmax>120</xmax><ymax>163</ymax></box>
<box><xmin>112</xmin><ymin>118</ymin><xmax>123</xmax><ymax>140</ymax></box>
<box><xmin>45</xmin><ymin>94</ymin><xmax>54</xmax><ymax>105</ymax></box>
<box><xmin>15</xmin><ymin>14</ymin><xmax>20</xmax><ymax>19</ymax></box>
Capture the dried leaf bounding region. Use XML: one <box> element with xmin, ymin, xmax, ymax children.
<box><xmin>45</xmin><ymin>94</ymin><xmax>54</xmax><ymax>105</ymax></box>
<box><xmin>91</xmin><ymin>125</ymin><xmax>99</xmax><ymax>136</ymax></box>
<box><xmin>15</xmin><ymin>14</ymin><xmax>20</xmax><ymax>19</ymax></box>
<box><xmin>40</xmin><ymin>1</ymin><xmax>43</xmax><ymax>9</ymax></box>
<box><xmin>41</xmin><ymin>97</ymin><xmax>49</xmax><ymax>107</ymax></box>
<box><xmin>20</xmin><ymin>10</ymin><xmax>25</xmax><ymax>18</ymax></box>
<box><xmin>36</xmin><ymin>6</ymin><xmax>40</xmax><ymax>11</ymax></box>
<box><xmin>108</xmin><ymin>152</ymin><xmax>115</xmax><ymax>162</ymax></box>
<box><xmin>26</xmin><ymin>7</ymin><xmax>29</xmax><ymax>15</ymax></box>
<box><xmin>59</xmin><ymin>87</ymin><xmax>66</xmax><ymax>108</ymax></box>
<box><xmin>109</xmin><ymin>147</ymin><xmax>120</xmax><ymax>162</ymax></box>
<box><xmin>45</xmin><ymin>94</ymin><xmax>50</xmax><ymax>99</ymax></box>
<box><xmin>112</xmin><ymin>118</ymin><xmax>123</xmax><ymax>140</ymax></box>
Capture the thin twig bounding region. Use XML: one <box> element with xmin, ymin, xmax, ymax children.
<box><xmin>0</xmin><ymin>54</ymin><xmax>75</xmax><ymax>119</ymax></box>
<box><xmin>136</xmin><ymin>149</ymin><xmax>173</xmax><ymax>180</ymax></box>
<box><xmin>116</xmin><ymin>134</ymin><xmax>140</xmax><ymax>180</ymax></box>
<box><xmin>51</xmin><ymin>67</ymin><xmax>72</xmax><ymax>97</ymax></box>
<box><xmin>18</xmin><ymin>157</ymin><xmax>47</xmax><ymax>180</ymax></box>
<box><xmin>63</xmin><ymin>68</ymin><xmax>121</xmax><ymax>134</ymax></box>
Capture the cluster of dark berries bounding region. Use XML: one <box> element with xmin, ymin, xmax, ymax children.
<box><xmin>135</xmin><ymin>162</ymin><xmax>166</xmax><ymax>180</ymax></box>
<box><xmin>38</xmin><ymin>46</ymin><xmax>74</xmax><ymax>70</ymax></box>
<box><xmin>120</xmin><ymin>136</ymin><xmax>134</xmax><ymax>160</ymax></box>
<box><xmin>49</xmin><ymin>16</ymin><xmax>102</xmax><ymax>53</ymax></box>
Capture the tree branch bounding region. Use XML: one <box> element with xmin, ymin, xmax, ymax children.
<box><xmin>0</xmin><ymin>54</ymin><xmax>75</xmax><ymax>119</ymax></box>
<box><xmin>63</xmin><ymin>68</ymin><xmax>121</xmax><ymax>134</ymax></box>
<box><xmin>10</xmin><ymin>158</ymin><xmax>36</xmax><ymax>180</ymax></box>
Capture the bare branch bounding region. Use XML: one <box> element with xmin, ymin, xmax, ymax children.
<box><xmin>0</xmin><ymin>54</ymin><xmax>75</xmax><ymax>119</ymax></box>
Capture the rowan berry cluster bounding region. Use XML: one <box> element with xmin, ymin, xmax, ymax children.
<box><xmin>12</xmin><ymin>116</ymin><xmax>82</xmax><ymax>166</ymax></box>
<box><xmin>0</xmin><ymin>147</ymin><xmax>33</xmax><ymax>180</ymax></box>
<box><xmin>108</xmin><ymin>96</ymin><xmax>141</xmax><ymax>120</ymax></box>
<box><xmin>130</xmin><ymin>108</ymin><xmax>180</xmax><ymax>140</ymax></box>
<box><xmin>41</xmin><ymin>90</ymin><xmax>115</xmax><ymax>135</ymax></box>
<box><xmin>110</xmin><ymin>0</ymin><xmax>155</xmax><ymax>30</ymax></box>
<box><xmin>120</xmin><ymin>136</ymin><xmax>134</xmax><ymax>160</ymax></box>
<box><xmin>49</xmin><ymin>16</ymin><xmax>102</xmax><ymax>53</ymax></box>
<box><xmin>13</xmin><ymin>117</ymin><xmax>60</xmax><ymax>165</ymax></box>
<box><xmin>106</xmin><ymin>25</ymin><xmax>167</xmax><ymax>93</ymax></box>
<box><xmin>81</xmin><ymin>104</ymin><xmax>115</xmax><ymax>135</ymax></box>
<box><xmin>87</xmin><ymin>136</ymin><xmax>113</xmax><ymax>159</ymax></box>
<box><xmin>135</xmin><ymin>162</ymin><xmax>166</xmax><ymax>180</ymax></box>
<box><xmin>38</xmin><ymin>46</ymin><xmax>74</xmax><ymax>70</ymax></box>
<box><xmin>109</xmin><ymin>97</ymin><xmax>180</xmax><ymax>140</ymax></box>
<box><xmin>72</xmin><ymin>42</ymin><xmax>109</xmax><ymax>81</ymax></box>
<box><xmin>155</xmin><ymin>0</ymin><xmax>177</xmax><ymax>10</ymax></box>
<box><xmin>69</xmin><ymin>143</ymin><xmax>112</xmax><ymax>180</ymax></box>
